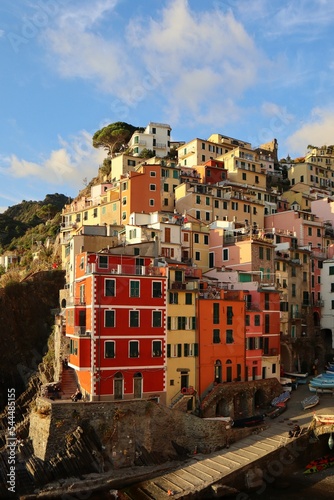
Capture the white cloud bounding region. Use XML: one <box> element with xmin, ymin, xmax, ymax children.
<box><xmin>286</xmin><ymin>107</ymin><xmax>334</xmax><ymax>155</ymax></box>
<box><xmin>3</xmin><ymin>131</ymin><xmax>105</xmax><ymax>188</ymax></box>
<box><xmin>41</xmin><ymin>0</ymin><xmax>266</xmax><ymax>127</ymax></box>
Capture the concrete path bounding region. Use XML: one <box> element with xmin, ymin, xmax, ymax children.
<box><xmin>119</xmin><ymin>382</ymin><xmax>334</xmax><ymax>499</ymax></box>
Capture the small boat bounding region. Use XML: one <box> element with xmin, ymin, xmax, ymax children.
<box><xmin>271</xmin><ymin>391</ymin><xmax>291</xmax><ymax>406</ymax></box>
<box><xmin>301</xmin><ymin>395</ymin><xmax>319</xmax><ymax>410</ymax></box>
<box><xmin>309</xmin><ymin>384</ymin><xmax>333</xmax><ymax>394</ymax></box>
<box><xmin>266</xmin><ymin>403</ymin><xmax>287</xmax><ymax>419</ymax></box>
<box><xmin>313</xmin><ymin>415</ymin><xmax>334</xmax><ymax>425</ymax></box>
<box><xmin>325</xmin><ymin>370</ymin><xmax>334</xmax><ymax>376</ymax></box>
<box><xmin>233</xmin><ymin>414</ymin><xmax>265</xmax><ymax>428</ymax></box>
<box><xmin>284</xmin><ymin>371</ymin><xmax>308</xmax><ymax>379</ymax></box>
<box><xmin>304</xmin><ymin>455</ymin><xmax>334</xmax><ymax>474</ymax></box>
<box><xmin>309</xmin><ymin>379</ymin><xmax>334</xmax><ymax>389</ymax></box>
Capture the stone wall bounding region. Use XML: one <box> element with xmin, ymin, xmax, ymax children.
<box><xmin>201</xmin><ymin>378</ymin><xmax>282</xmax><ymax>418</ymax></box>
<box><xmin>29</xmin><ymin>397</ymin><xmax>256</xmax><ymax>468</ymax></box>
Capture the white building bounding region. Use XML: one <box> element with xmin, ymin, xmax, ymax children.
<box><xmin>320</xmin><ymin>260</ymin><xmax>334</xmax><ymax>348</ymax></box>
<box><xmin>128</xmin><ymin>122</ymin><xmax>171</xmax><ymax>157</ymax></box>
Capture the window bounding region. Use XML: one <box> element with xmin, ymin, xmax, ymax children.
<box><xmin>99</xmin><ymin>255</ymin><xmax>108</xmax><ymax>269</ymax></box>
<box><xmin>152</xmin><ymin>311</ymin><xmax>162</xmax><ymax>327</ymax></box>
<box><xmin>164</xmin><ymin>183</ymin><xmax>169</xmax><ymax>192</ymax></box>
<box><xmin>226</xmin><ymin>330</ymin><xmax>234</xmax><ymax>344</ymax></box>
<box><xmin>242</xmin><ymin>172</ymin><xmax>247</xmax><ymax>180</ymax></box>
<box><xmin>177</xmin><ymin>317</ymin><xmax>186</xmax><ymax>330</ymax></box>
<box><xmin>129</xmin><ymin>341</ymin><xmax>139</xmax><ymax>358</ymax></box>
<box><xmin>223</xmin><ymin>248</ymin><xmax>229</xmax><ymax>261</ymax></box>
<box><xmin>195</xmin><ymin>251</ymin><xmax>200</xmax><ymax>260</ymax></box>
<box><xmin>227</xmin><ymin>306</ymin><xmax>233</xmax><ymax>325</ymax></box>
<box><xmin>329</xmin><ymin>266</ymin><xmax>334</xmax><ymax>275</ymax></box>
<box><xmin>213</xmin><ymin>303</ymin><xmax>219</xmax><ymax>324</ymax></box>
<box><xmin>105</xmin><ymin>310</ymin><xmax>115</xmax><ymax>327</ymax></box>
<box><xmin>308</xmin><ymin>227</ymin><xmax>312</xmax><ymax>236</ymax></box>
<box><xmin>266</xmin><ymin>248</ymin><xmax>271</xmax><ymax>260</ymax></box>
<box><xmin>254</xmin><ymin>315</ymin><xmax>260</xmax><ymax>326</ymax></box>
<box><xmin>169</xmin><ymin>292</ymin><xmax>178</xmax><ymax>304</ymax></box>
<box><xmin>130</xmin><ymin>310</ymin><xmax>139</xmax><ymax>327</ymax></box>
<box><xmin>150</xmin><ymin>171</ymin><xmax>156</xmax><ymax>177</ymax></box>
<box><xmin>213</xmin><ymin>329</ymin><xmax>220</xmax><ymax>343</ymax></box>
<box><xmin>105</xmin><ymin>341</ymin><xmax>115</xmax><ymax>358</ymax></box>
<box><xmin>264</xmin><ymin>314</ymin><xmax>270</xmax><ymax>333</ymax></box>
<box><xmin>185</xmin><ymin>293</ymin><xmax>192</xmax><ymax>305</ymax></box>
<box><xmin>204</xmin><ymin>235</ymin><xmax>209</xmax><ymax>245</ymax></box>
<box><xmin>130</xmin><ymin>280</ymin><xmax>140</xmax><ymax>297</ymax></box>
<box><xmin>331</xmin><ymin>300</ymin><xmax>334</xmax><ymax>309</ymax></box>
<box><xmin>292</xmin><ymin>284</ymin><xmax>296</xmax><ymax>297</ymax></box>
<box><xmin>105</xmin><ymin>279</ymin><xmax>115</xmax><ymax>297</ymax></box>
<box><xmin>214</xmin><ymin>200</ymin><xmax>219</xmax><ymax>208</ymax></box>
<box><xmin>259</xmin><ymin>247</ymin><xmax>264</xmax><ymax>259</ymax></box>
<box><xmin>194</xmin><ymin>233</ymin><xmax>199</xmax><ymax>243</ymax></box>
<box><xmin>93</xmin><ymin>208</ymin><xmax>98</xmax><ymax>218</ymax></box>
<box><xmin>245</xmin><ymin>314</ymin><xmax>250</xmax><ymax>326</ymax></box>
<box><xmin>149</xmin><ymin>184</ymin><xmax>156</xmax><ymax>191</ymax></box>
<box><xmin>196</xmin><ymin>195</ymin><xmax>201</xmax><ymax>204</ymax></box>
<box><xmin>152</xmin><ymin>340</ymin><xmax>162</xmax><ymax>357</ymax></box>
<box><xmin>196</xmin><ymin>210</ymin><xmax>200</xmax><ymax>219</ymax></box>
<box><xmin>206</xmin><ymin>197</ymin><xmax>210</xmax><ymax>206</ymax></box>
<box><xmin>152</xmin><ymin>281</ymin><xmax>162</xmax><ymax>298</ymax></box>
<box><xmin>149</xmin><ymin>199</ymin><xmax>155</xmax><ymax>206</ymax></box>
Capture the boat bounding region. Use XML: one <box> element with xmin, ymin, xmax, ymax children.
<box><xmin>313</xmin><ymin>415</ymin><xmax>334</xmax><ymax>425</ymax></box>
<box><xmin>301</xmin><ymin>395</ymin><xmax>319</xmax><ymax>410</ymax></box>
<box><xmin>233</xmin><ymin>414</ymin><xmax>265</xmax><ymax>428</ymax></box>
<box><xmin>266</xmin><ymin>403</ymin><xmax>287</xmax><ymax>419</ymax></box>
<box><xmin>280</xmin><ymin>377</ymin><xmax>294</xmax><ymax>391</ymax></box>
<box><xmin>325</xmin><ymin>370</ymin><xmax>334</xmax><ymax>376</ymax></box>
<box><xmin>309</xmin><ymin>378</ymin><xmax>334</xmax><ymax>389</ymax></box>
<box><xmin>271</xmin><ymin>391</ymin><xmax>291</xmax><ymax>406</ymax></box>
<box><xmin>309</xmin><ymin>384</ymin><xmax>334</xmax><ymax>394</ymax></box>
<box><xmin>304</xmin><ymin>455</ymin><xmax>334</xmax><ymax>474</ymax></box>
<box><xmin>284</xmin><ymin>371</ymin><xmax>308</xmax><ymax>379</ymax></box>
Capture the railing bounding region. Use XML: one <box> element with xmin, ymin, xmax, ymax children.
<box><xmin>74</xmin><ymin>326</ymin><xmax>90</xmax><ymax>337</ymax></box>
<box><xmin>86</xmin><ymin>264</ymin><xmax>167</xmax><ymax>277</ymax></box>
<box><xmin>171</xmin><ymin>282</ymin><xmax>186</xmax><ymax>290</ymax></box>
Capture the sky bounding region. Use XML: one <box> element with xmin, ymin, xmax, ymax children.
<box><xmin>1</xmin><ymin>0</ymin><xmax>334</xmax><ymax>213</ymax></box>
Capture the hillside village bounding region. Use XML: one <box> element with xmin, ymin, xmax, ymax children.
<box><xmin>2</xmin><ymin>122</ymin><xmax>334</xmax><ymax>412</ymax></box>
<box><xmin>42</xmin><ymin>121</ymin><xmax>334</xmax><ymax>412</ymax></box>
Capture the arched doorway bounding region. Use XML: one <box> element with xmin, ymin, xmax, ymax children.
<box><xmin>233</xmin><ymin>391</ymin><xmax>248</xmax><ymax>418</ymax></box>
<box><xmin>216</xmin><ymin>398</ymin><xmax>230</xmax><ymax>417</ymax></box>
<box><xmin>214</xmin><ymin>360</ymin><xmax>222</xmax><ymax>383</ymax></box>
<box><xmin>254</xmin><ymin>389</ymin><xmax>266</xmax><ymax>410</ymax></box>
<box><xmin>133</xmin><ymin>372</ymin><xmax>142</xmax><ymax>399</ymax></box>
<box><xmin>114</xmin><ymin>372</ymin><xmax>123</xmax><ymax>400</ymax></box>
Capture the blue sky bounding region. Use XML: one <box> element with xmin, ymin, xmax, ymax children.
<box><xmin>1</xmin><ymin>0</ymin><xmax>334</xmax><ymax>212</ymax></box>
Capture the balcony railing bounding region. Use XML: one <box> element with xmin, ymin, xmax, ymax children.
<box><xmin>74</xmin><ymin>326</ymin><xmax>91</xmax><ymax>337</ymax></box>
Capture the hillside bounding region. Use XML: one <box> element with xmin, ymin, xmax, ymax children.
<box><xmin>0</xmin><ymin>193</ymin><xmax>70</xmax><ymax>251</ymax></box>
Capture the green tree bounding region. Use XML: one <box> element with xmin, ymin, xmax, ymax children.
<box><xmin>92</xmin><ymin>122</ymin><xmax>138</xmax><ymax>157</ymax></box>
<box><xmin>138</xmin><ymin>148</ymin><xmax>155</xmax><ymax>159</ymax></box>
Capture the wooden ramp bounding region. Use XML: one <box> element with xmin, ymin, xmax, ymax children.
<box><xmin>118</xmin><ymin>423</ymin><xmax>298</xmax><ymax>499</ymax></box>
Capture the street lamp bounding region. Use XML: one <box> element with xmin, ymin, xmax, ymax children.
<box><xmin>328</xmin><ymin>433</ymin><xmax>334</xmax><ymax>450</ymax></box>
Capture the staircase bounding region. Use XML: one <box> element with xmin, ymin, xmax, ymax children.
<box><xmin>60</xmin><ymin>368</ymin><xmax>78</xmax><ymax>400</ymax></box>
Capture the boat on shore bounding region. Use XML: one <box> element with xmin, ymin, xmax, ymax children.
<box><xmin>284</xmin><ymin>371</ymin><xmax>308</xmax><ymax>379</ymax></box>
<box><xmin>313</xmin><ymin>414</ymin><xmax>334</xmax><ymax>424</ymax></box>
<box><xmin>271</xmin><ymin>391</ymin><xmax>290</xmax><ymax>406</ymax></box>
<box><xmin>309</xmin><ymin>384</ymin><xmax>334</xmax><ymax>394</ymax></box>
<box><xmin>301</xmin><ymin>394</ymin><xmax>319</xmax><ymax>410</ymax></box>
<box><xmin>233</xmin><ymin>414</ymin><xmax>265</xmax><ymax>428</ymax></box>
<box><xmin>266</xmin><ymin>403</ymin><xmax>287</xmax><ymax>419</ymax></box>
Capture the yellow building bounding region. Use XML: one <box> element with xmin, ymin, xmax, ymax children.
<box><xmin>166</xmin><ymin>265</ymin><xmax>199</xmax><ymax>408</ymax></box>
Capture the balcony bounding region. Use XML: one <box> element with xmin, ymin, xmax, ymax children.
<box><xmin>74</xmin><ymin>326</ymin><xmax>91</xmax><ymax>337</ymax></box>
<box><xmin>171</xmin><ymin>282</ymin><xmax>186</xmax><ymax>290</ymax></box>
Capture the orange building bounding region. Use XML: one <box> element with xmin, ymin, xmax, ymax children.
<box><xmin>197</xmin><ymin>288</ymin><xmax>246</xmax><ymax>396</ymax></box>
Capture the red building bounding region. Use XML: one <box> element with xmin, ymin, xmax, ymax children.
<box><xmin>66</xmin><ymin>252</ymin><xmax>167</xmax><ymax>402</ymax></box>
<box><xmin>245</xmin><ymin>288</ymin><xmax>281</xmax><ymax>381</ymax></box>
<box><xmin>197</xmin><ymin>288</ymin><xmax>246</xmax><ymax>396</ymax></box>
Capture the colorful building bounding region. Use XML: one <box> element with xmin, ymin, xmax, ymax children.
<box><xmin>66</xmin><ymin>252</ymin><xmax>168</xmax><ymax>402</ymax></box>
